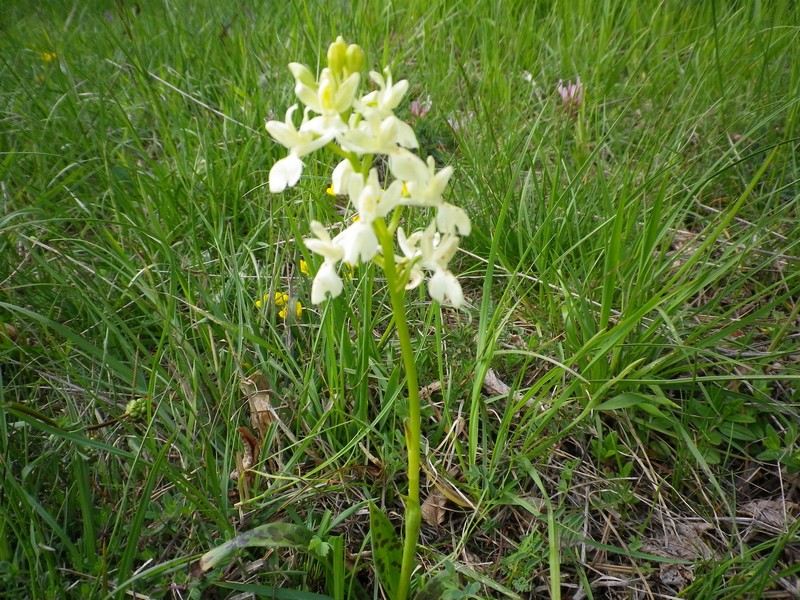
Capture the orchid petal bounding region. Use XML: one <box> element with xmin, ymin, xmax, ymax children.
<box><xmin>269</xmin><ymin>154</ymin><xmax>304</xmax><ymax>193</ymax></box>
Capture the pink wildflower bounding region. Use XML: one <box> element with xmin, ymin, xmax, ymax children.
<box><xmin>410</xmin><ymin>95</ymin><xmax>432</xmax><ymax>119</ymax></box>
<box><xmin>447</xmin><ymin>111</ymin><xmax>474</xmax><ymax>132</ymax></box>
<box><xmin>557</xmin><ymin>76</ymin><xmax>582</xmax><ymax>115</ymax></box>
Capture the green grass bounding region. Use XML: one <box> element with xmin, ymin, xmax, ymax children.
<box><xmin>2</xmin><ymin>0</ymin><xmax>799</xmax><ymax>598</ymax></box>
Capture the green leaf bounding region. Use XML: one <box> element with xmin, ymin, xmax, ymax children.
<box><xmin>594</xmin><ymin>392</ymin><xmax>648</xmax><ymax>411</ymax></box>
<box><xmin>196</xmin><ymin>522</ymin><xmax>313</xmax><ymax>574</ymax></box>
<box><xmin>369</xmin><ymin>502</ymin><xmax>402</xmax><ymax>599</ymax></box>
<box><xmin>308</xmin><ymin>535</ymin><xmax>331</xmax><ymax>558</ymax></box>
<box><xmin>726</xmin><ymin>413</ymin><xmax>757</xmax><ymax>424</ymax></box>
<box><xmin>413</xmin><ymin>572</ymin><xmax>448</xmax><ymax>600</ymax></box>
<box><xmin>764</xmin><ymin>425</ymin><xmax>781</xmax><ymax>450</ymax></box>
<box><xmin>637</xmin><ymin>402</ymin><xmax>670</xmax><ymax>420</ymax></box>
<box><xmin>725</xmin><ymin>423</ymin><xmax>760</xmax><ymax>442</ymax></box>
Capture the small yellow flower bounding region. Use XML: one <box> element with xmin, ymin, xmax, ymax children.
<box><xmin>351</xmin><ymin>214</ymin><xmax>360</xmax><ymax>223</ymax></box>
<box><xmin>278</xmin><ymin>301</ymin><xmax>303</xmax><ymax>319</ymax></box>
<box><xmin>401</xmin><ymin>181</ymin><xmax>409</xmax><ymax>196</ymax></box>
<box><xmin>274</xmin><ymin>291</ymin><xmax>289</xmax><ymax>307</ymax></box>
<box><xmin>41</xmin><ymin>51</ymin><xmax>57</xmax><ymax>63</ymax></box>
<box><xmin>255</xmin><ymin>293</ymin><xmax>269</xmax><ymax>308</ymax></box>
<box><xmin>300</xmin><ymin>259</ymin><xmax>310</xmax><ymax>276</ymax></box>
<box><xmin>326</xmin><ymin>184</ymin><xmax>335</xmax><ymax>196</ymax></box>
<box><xmin>257</xmin><ymin>290</ymin><xmax>302</xmax><ymax>319</ymax></box>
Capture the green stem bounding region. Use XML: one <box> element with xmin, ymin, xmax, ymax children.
<box><xmin>373</xmin><ymin>218</ymin><xmax>420</xmax><ymax>600</ymax></box>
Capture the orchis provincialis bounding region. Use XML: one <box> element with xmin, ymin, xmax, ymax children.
<box><xmin>265</xmin><ymin>37</ymin><xmax>470</xmax><ymax>600</ymax></box>
<box><xmin>265</xmin><ymin>36</ymin><xmax>470</xmax><ymax>309</ymax></box>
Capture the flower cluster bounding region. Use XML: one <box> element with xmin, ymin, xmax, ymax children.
<box><xmin>266</xmin><ymin>37</ymin><xmax>470</xmax><ymax>307</ymax></box>
<box><xmin>410</xmin><ymin>95</ymin><xmax>431</xmax><ymax>119</ymax></box>
<box><xmin>557</xmin><ymin>76</ymin><xmax>582</xmax><ymax>115</ymax></box>
<box><xmin>125</xmin><ymin>397</ymin><xmax>150</xmax><ymax>421</ymax></box>
<box><xmin>257</xmin><ymin>290</ymin><xmax>303</xmax><ymax>319</ymax></box>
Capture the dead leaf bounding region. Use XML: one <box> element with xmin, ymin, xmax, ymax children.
<box><xmin>359</xmin><ymin>442</ymin><xmax>382</xmax><ymax>465</ymax></box>
<box><xmin>421</xmin><ymin>488</ymin><xmax>447</xmax><ymax>527</ymax></box>
<box><xmin>658</xmin><ymin>564</ymin><xmax>694</xmax><ymax>587</ymax></box>
<box><xmin>229</xmin><ymin>427</ymin><xmax>260</xmax><ymax>487</ymax></box>
<box><xmin>239</xmin><ymin>376</ymin><xmax>274</xmax><ymax>439</ymax></box>
<box><xmin>739</xmin><ymin>499</ymin><xmax>798</xmax><ymax>530</ymax></box>
<box><xmin>419</xmin><ymin>381</ymin><xmax>442</xmax><ymax>401</ymax></box>
<box><xmin>421</xmin><ymin>460</ymin><xmax>476</xmax><ymax>510</ymax></box>
<box><xmin>642</xmin><ymin>520</ymin><xmax>713</xmax><ymax>561</ymax></box>
<box><xmin>238</xmin><ymin>426</ymin><xmax>260</xmax><ymax>470</ymax></box>
<box><xmin>1</xmin><ymin>323</ymin><xmax>18</xmax><ymax>342</ymax></box>
<box><xmin>482</xmin><ymin>368</ymin><xmax>512</xmax><ymax>397</ymax></box>
<box><xmin>482</xmin><ymin>368</ymin><xmax>533</xmax><ymax>412</ymax></box>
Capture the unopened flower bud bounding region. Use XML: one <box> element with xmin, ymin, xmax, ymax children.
<box><xmin>288</xmin><ymin>62</ymin><xmax>317</xmax><ymax>88</ymax></box>
<box><xmin>345</xmin><ymin>44</ymin><xmax>365</xmax><ymax>75</ymax></box>
<box><xmin>327</xmin><ymin>36</ymin><xmax>348</xmax><ymax>74</ymax></box>
<box><xmin>125</xmin><ymin>398</ymin><xmax>149</xmax><ymax>420</ymax></box>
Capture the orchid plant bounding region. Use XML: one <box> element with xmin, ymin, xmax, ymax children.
<box><xmin>266</xmin><ymin>37</ymin><xmax>470</xmax><ymax>599</ymax></box>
